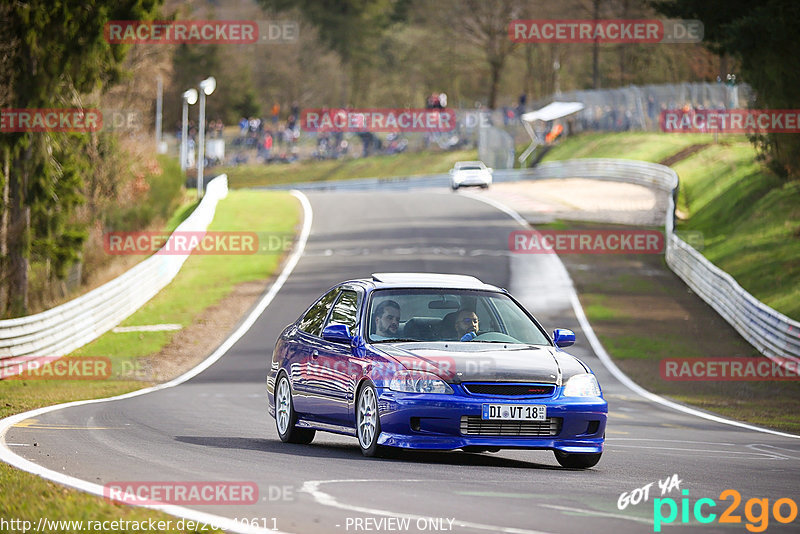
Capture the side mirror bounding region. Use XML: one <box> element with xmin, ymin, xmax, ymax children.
<box><xmin>487</xmin><ymin>168</ymin><xmax>493</xmax><ymax>173</ymax></box>
<box><xmin>553</xmin><ymin>328</ymin><xmax>575</xmax><ymax>348</ymax></box>
<box><xmin>322</xmin><ymin>323</ymin><xmax>352</xmax><ymax>343</ymax></box>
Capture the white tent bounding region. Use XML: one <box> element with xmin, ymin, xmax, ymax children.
<box><xmin>521</xmin><ymin>102</ymin><xmax>585</xmax><ymax>123</ymax></box>
<box><xmin>519</xmin><ymin>101</ymin><xmax>585</xmax><ymax>164</ymax></box>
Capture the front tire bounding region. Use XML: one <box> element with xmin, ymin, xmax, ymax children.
<box><xmin>275</xmin><ymin>374</ymin><xmax>315</xmax><ymax>444</ymax></box>
<box><xmin>554</xmin><ymin>450</ymin><xmax>601</xmax><ymax>469</ymax></box>
<box><xmin>356</xmin><ymin>382</ymin><xmax>381</xmax><ymax>456</ymax></box>
<box><xmin>356</xmin><ymin>382</ymin><xmax>398</xmax><ymax>458</ymax></box>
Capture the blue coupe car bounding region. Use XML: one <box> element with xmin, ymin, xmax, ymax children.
<box><xmin>267</xmin><ymin>273</ymin><xmax>607</xmax><ymax>468</ymax></box>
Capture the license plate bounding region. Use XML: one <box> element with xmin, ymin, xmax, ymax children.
<box><xmin>482</xmin><ymin>404</ymin><xmax>546</xmax><ymax>421</ymax></box>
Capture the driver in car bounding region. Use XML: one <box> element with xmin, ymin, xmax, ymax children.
<box><xmin>372</xmin><ymin>299</ymin><xmax>401</xmax><ymax>340</ymax></box>
<box><xmin>454</xmin><ymin>309</ymin><xmax>479</xmax><ymax>341</ymax></box>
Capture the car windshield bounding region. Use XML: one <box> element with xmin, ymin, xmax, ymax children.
<box><xmin>459</xmin><ymin>165</ymin><xmax>482</xmax><ymax>170</ymax></box>
<box><xmin>367</xmin><ymin>288</ymin><xmax>550</xmax><ymax>346</ymax></box>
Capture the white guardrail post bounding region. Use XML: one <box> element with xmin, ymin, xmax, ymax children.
<box><xmin>0</xmin><ymin>175</ymin><xmax>229</xmax><ymax>376</ymax></box>
<box><xmin>506</xmin><ymin>159</ymin><xmax>800</xmax><ymax>366</ymax></box>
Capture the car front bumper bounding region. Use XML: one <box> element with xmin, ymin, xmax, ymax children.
<box><xmin>452</xmin><ymin>175</ymin><xmax>492</xmax><ymax>187</ymax></box>
<box><xmin>374</xmin><ymin>387</ymin><xmax>607</xmax><ymax>453</ymax></box>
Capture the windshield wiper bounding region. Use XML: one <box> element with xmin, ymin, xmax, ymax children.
<box><xmin>371</xmin><ymin>338</ymin><xmax>421</xmax><ymax>343</ymax></box>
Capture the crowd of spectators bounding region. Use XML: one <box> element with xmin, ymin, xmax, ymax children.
<box><xmin>231</xmin><ymin>107</ymin><xmax>302</xmax><ymax>165</ymax></box>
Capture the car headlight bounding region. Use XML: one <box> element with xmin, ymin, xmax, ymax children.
<box><xmin>562</xmin><ymin>373</ymin><xmax>601</xmax><ymax>397</ymax></box>
<box><xmin>389</xmin><ymin>370</ymin><xmax>453</xmax><ymax>394</ymax></box>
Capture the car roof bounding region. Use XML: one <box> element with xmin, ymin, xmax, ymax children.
<box><xmin>347</xmin><ymin>272</ymin><xmax>503</xmax><ymax>291</ymax></box>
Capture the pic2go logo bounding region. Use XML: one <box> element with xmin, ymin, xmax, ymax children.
<box><xmin>653</xmin><ymin>489</ymin><xmax>798</xmax><ymax>532</ymax></box>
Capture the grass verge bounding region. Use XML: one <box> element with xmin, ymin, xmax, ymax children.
<box><xmin>219</xmin><ymin>148</ymin><xmax>478</xmax><ymax>188</ymax></box>
<box><xmin>1</xmin><ymin>189</ymin><xmax>300</xmax><ymax>532</ymax></box>
<box><xmin>673</xmin><ymin>141</ymin><xmax>800</xmax><ymax>320</ymax></box>
<box><xmin>539</xmin><ymin>131</ymin><xmax>720</xmax><ymax>163</ymax></box>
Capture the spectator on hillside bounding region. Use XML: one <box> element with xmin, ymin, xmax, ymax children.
<box><xmin>248</xmin><ymin>117</ymin><xmax>261</xmax><ymax>137</ymax></box>
<box><xmin>260</xmin><ymin>131</ymin><xmax>273</xmax><ymax>160</ymax></box>
<box><xmin>426</xmin><ymin>93</ymin><xmax>441</xmax><ymax>109</ymax></box>
<box><xmin>276</xmin><ymin>123</ymin><xmax>286</xmax><ymax>149</ymax></box>
<box><xmin>272</xmin><ymin>102</ymin><xmax>280</xmax><ymax>124</ymax></box>
<box><xmin>517</xmin><ymin>93</ymin><xmax>527</xmax><ymax>117</ymax></box>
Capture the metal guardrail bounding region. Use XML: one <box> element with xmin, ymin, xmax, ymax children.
<box><xmin>5</xmin><ymin>160</ymin><xmax>797</xmax><ymax>370</ymax></box>
<box><xmin>0</xmin><ymin>175</ymin><xmax>229</xmax><ymax>374</ymax></box>
<box><xmin>514</xmin><ymin>158</ymin><xmax>800</xmax><ymax>365</ymax></box>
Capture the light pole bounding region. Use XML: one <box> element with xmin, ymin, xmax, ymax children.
<box><xmin>180</xmin><ymin>88</ymin><xmax>198</xmax><ymax>173</ymax></box>
<box><xmin>196</xmin><ymin>76</ymin><xmax>216</xmax><ymax>198</ymax></box>
<box><xmin>155</xmin><ymin>75</ymin><xmax>163</xmax><ymax>153</ymax></box>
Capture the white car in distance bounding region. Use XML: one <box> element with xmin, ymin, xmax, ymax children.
<box><xmin>449</xmin><ymin>161</ymin><xmax>493</xmax><ymax>191</ymax></box>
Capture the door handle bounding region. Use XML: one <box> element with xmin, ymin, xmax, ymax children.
<box><xmin>311</xmin><ymin>350</ymin><xmax>319</xmax><ymax>359</ymax></box>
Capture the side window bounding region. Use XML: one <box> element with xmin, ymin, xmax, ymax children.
<box><xmin>327</xmin><ymin>290</ymin><xmax>360</xmax><ymax>331</ymax></box>
<box><xmin>298</xmin><ymin>288</ymin><xmax>340</xmax><ymax>337</ymax></box>
<box><xmin>477</xmin><ymin>297</ymin><xmax>501</xmax><ymax>331</ymax></box>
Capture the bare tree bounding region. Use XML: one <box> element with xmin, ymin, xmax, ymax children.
<box><xmin>438</xmin><ymin>0</ymin><xmax>525</xmax><ymax>109</ymax></box>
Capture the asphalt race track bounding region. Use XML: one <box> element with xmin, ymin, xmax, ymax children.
<box><xmin>4</xmin><ymin>190</ymin><xmax>800</xmax><ymax>534</ymax></box>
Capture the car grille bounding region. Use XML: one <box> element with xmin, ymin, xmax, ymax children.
<box><xmin>460</xmin><ymin>416</ymin><xmax>562</xmax><ymax>436</ymax></box>
<box><xmin>463</xmin><ymin>383</ymin><xmax>555</xmax><ymax>396</ymax></box>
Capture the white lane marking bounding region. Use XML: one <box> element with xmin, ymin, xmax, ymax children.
<box><xmin>606</xmin><ymin>444</ymin><xmax>783</xmax><ymax>459</ymax></box>
<box><xmin>304</xmin><ymin>246</ymin><xmax>511</xmax><ymax>257</ymax></box>
<box><xmin>462</xmin><ymin>192</ymin><xmax>529</xmax><ymax>227</ymax></box>
<box><xmin>300</xmin><ymin>479</ymin><xmax>556</xmax><ymax>534</ymax></box>
<box><xmin>747</xmin><ymin>444</ymin><xmax>800</xmax><ymax>459</ymax></box>
<box><xmin>462</xmin><ymin>192</ymin><xmax>800</xmax><ymax>440</ymax></box>
<box><xmin>112</xmin><ymin>324</ymin><xmax>182</xmax><ymax>333</ymax></box>
<box><xmin>606</xmin><ymin>439</ymin><xmax>736</xmax><ymax>446</ymax></box>
<box><xmin>0</xmin><ymin>190</ymin><xmax>313</xmax><ymax>534</ymax></box>
<box><xmin>538</xmin><ymin>504</ymin><xmax>652</xmax><ymax>524</ymax></box>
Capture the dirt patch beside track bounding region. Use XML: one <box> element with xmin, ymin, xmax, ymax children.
<box><xmin>138</xmin><ymin>278</ymin><xmax>272</xmax><ymax>381</ymax></box>
<box><xmin>658</xmin><ymin>143</ymin><xmax>710</xmax><ymax>166</ymax></box>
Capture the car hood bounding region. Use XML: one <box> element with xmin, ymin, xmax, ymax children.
<box><xmin>374</xmin><ymin>343</ymin><xmax>587</xmax><ymax>384</ymax></box>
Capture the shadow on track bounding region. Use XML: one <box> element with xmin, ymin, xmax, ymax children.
<box><xmin>175</xmin><ymin>435</ymin><xmax>565</xmax><ymax>469</ymax></box>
